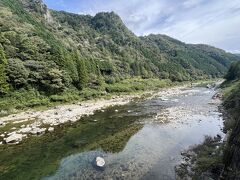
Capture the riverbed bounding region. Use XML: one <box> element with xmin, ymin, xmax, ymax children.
<box><xmin>0</xmin><ymin>86</ymin><xmax>223</xmax><ymax>180</ymax></box>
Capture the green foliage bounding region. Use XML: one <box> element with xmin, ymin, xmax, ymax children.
<box><xmin>225</xmin><ymin>61</ymin><xmax>240</xmax><ymax>81</ymax></box>
<box><xmin>0</xmin><ymin>44</ymin><xmax>9</xmax><ymax>95</ymax></box>
<box><xmin>105</xmin><ymin>78</ymin><xmax>171</xmax><ymax>93</ymax></box>
<box><xmin>76</xmin><ymin>58</ymin><xmax>88</xmax><ymax>89</ymax></box>
<box><xmin>0</xmin><ymin>0</ymin><xmax>238</xmax><ymax>109</ymax></box>
<box><xmin>6</xmin><ymin>58</ymin><xmax>29</xmax><ymax>88</ymax></box>
<box><xmin>0</xmin><ymin>88</ymin><xmax>50</xmax><ymax>111</ymax></box>
<box><xmin>40</xmin><ymin>68</ymin><xmax>66</xmax><ymax>94</ymax></box>
<box><xmin>221</xmin><ymin>63</ymin><xmax>240</xmax><ymax>179</ymax></box>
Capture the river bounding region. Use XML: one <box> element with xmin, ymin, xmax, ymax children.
<box><xmin>39</xmin><ymin>86</ymin><xmax>223</xmax><ymax>180</ymax></box>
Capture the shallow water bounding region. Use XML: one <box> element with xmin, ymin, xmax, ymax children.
<box><xmin>44</xmin><ymin>87</ymin><xmax>223</xmax><ymax>180</ymax></box>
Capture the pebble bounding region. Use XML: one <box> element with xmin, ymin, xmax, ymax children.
<box><xmin>48</xmin><ymin>127</ymin><xmax>54</xmax><ymax>132</ymax></box>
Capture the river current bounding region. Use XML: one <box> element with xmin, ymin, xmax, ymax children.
<box><xmin>45</xmin><ymin>86</ymin><xmax>223</xmax><ymax>180</ymax></box>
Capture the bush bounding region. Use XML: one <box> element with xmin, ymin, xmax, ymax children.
<box><xmin>106</xmin><ymin>84</ymin><xmax>132</xmax><ymax>93</ymax></box>
<box><xmin>80</xmin><ymin>88</ymin><xmax>103</xmax><ymax>100</ymax></box>
<box><xmin>225</xmin><ymin>61</ymin><xmax>240</xmax><ymax>81</ymax></box>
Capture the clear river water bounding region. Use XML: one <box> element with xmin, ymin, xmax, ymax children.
<box><xmin>42</xmin><ymin>86</ymin><xmax>223</xmax><ymax>180</ymax></box>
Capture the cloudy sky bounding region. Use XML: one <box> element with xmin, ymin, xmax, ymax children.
<box><xmin>43</xmin><ymin>0</ymin><xmax>240</xmax><ymax>53</ymax></box>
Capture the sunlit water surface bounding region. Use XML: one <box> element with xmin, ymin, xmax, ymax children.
<box><xmin>45</xmin><ymin>87</ymin><xmax>223</xmax><ymax>180</ymax></box>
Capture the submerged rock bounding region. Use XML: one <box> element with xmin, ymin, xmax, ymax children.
<box><xmin>93</xmin><ymin>157</ymin><xmax>105</xmax><ymax>170</ymax></box>
<box><xmin>96</xmin><ymin>157</ymin><xmax>105</xmax><ymax>167</ymax></box>
<box><xmin>159</xmin><ymin>97</ymin><xmax>168</xmax><ymax>101</ymax></box>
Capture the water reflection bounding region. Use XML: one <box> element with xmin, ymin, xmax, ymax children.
<box><xmin>46</xmin><ymin>87</ymin><xmax>223</xmax><ymax>180</ymax></box>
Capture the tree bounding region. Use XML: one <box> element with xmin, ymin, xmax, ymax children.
<box><xmin>6</xmin><ymin>58</ymin><xmax>29</xmax><ymax>89</ymax></box>
<box><xmin>76</xmin><ymin>59</ymin><xmax>88</xmax><ymax>89</ymax></box>
<box><xmin>41</xmin><ymin>68</ymin><xmax>65</xmax><ymax>94</ymax></box>
<box><xmin>225</xmin><ymin>62</ymin><xmax>240</xmax><ymax>81</ymax></box>
<box><xmin>0</xmin><ymin>44</ymin><xmax>9</xmax><ymax>95</ymax></box>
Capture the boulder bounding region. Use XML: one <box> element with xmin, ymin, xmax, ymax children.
<box><xmin>19</xmin><ymin>127</ymin><xmax>32</xmax><ymax>133</ymax></box>
<box><xmin>5</xmin><ymin>133</ymin><xmax>24</xmax><ymax>144</ymax></box>
<box><xmin>95</xmin><ymin>157</ymin><xmax>105</xmax><ymax>167</ymax></box>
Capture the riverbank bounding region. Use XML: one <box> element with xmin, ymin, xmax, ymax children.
<box><xmin>174</xmin><ymin>79</ymin><xmax>240</xmax><ymax>179</ymax></box>
<box><xmin>0</xmin><ymin>79</ymin><xmax>219</xmax><ymax>145</ymax></box>
<box><xmin>0</xmin><ymin>81</ymin><xmax>223</xmax><ymax>180</ymax></box>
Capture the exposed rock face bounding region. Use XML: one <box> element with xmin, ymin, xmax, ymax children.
<box><xmin>20</xmin><ymin>0</ymin><xmax>53</xmax><ymax>23</ymax></box>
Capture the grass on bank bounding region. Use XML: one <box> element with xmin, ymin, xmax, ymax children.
<box><xmin>0</xmin><ymin>78</ymin><xmax>172</xmax><ymax>116</ymax></box>
<box><xmin>0</xmin><ymin>77</ymin><xmax>219</xmax><ymax>117</ymax></box>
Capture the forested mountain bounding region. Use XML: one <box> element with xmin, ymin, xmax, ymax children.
<box><xmin>221</xmin><ymin>61</ymin><xmax>240</xmax><ymax>179</ymax></box>
<box><xmin>0</xmin><ymin>0</ymin><xmax>239</xmax><ymax>97</ymax></box>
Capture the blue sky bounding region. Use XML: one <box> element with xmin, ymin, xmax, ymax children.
<box><xmin>43</xmin><ymin>0</ymin><xmax>240</xmax><ymax>53</ymax></box>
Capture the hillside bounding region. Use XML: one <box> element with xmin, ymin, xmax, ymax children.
<box><xmin>0</xmin><ymin>0</ymin><xmax>239</xmax><ymax>111</ymax></box>
<box><xmin>220</xmin><ymin>61</ymin><xmax>240</xmax><ymax>179</ymax></box>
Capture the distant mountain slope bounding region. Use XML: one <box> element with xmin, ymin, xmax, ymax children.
<box><xmin>0</xmin><ymin>0</ymin><xmax>239</xmax><ymax>95</ymax></box>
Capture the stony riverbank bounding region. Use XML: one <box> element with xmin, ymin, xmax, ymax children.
<box><xmin>0</xmin><ymin>82</ymin><xmax>219</xmax><ymax>145</ymax></box>
<box><xmin>174</xmin><ymin>90</ymin><xmax>226</xmax><ymax>179</ymax></box>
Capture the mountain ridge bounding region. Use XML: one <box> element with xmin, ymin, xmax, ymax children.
<box><xmin>0</xmin><ymin>0</ymin><xmax>239</xmax><ymax>97</ymax></box>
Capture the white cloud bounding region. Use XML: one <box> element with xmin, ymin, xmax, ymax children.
<box><xmin>44</xmin><ymin>0</ymin><xmax>240</xmax><ymax>52</ymax></box>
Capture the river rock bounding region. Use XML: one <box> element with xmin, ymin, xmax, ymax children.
<box><xmin>48</xmin><ymin>127</ymin><xmax>54</xmax><ymax>132</ymax></box>
<box><xmin>18</xmin><ymin>127</ymin><xmax>32</xmax><ymax>133</ymax></box>
<box><xmin>31</xmin><ymin>127</ymin><xmax>46</xmax><ymax>135</ymax></box>
<box><xmin>5</xmin><ymin>133</ymin><xmax>24</xmax><ymax>144</ymax></box>
<box><xmin>95</xmin><ymin>157</ymin><xmax>105</xmax><ymax>167</ymax></box>
<box><xmin>159</xmin><ymin>97</ymin><xmax>168</xmax><ymax>101</ymax></box>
